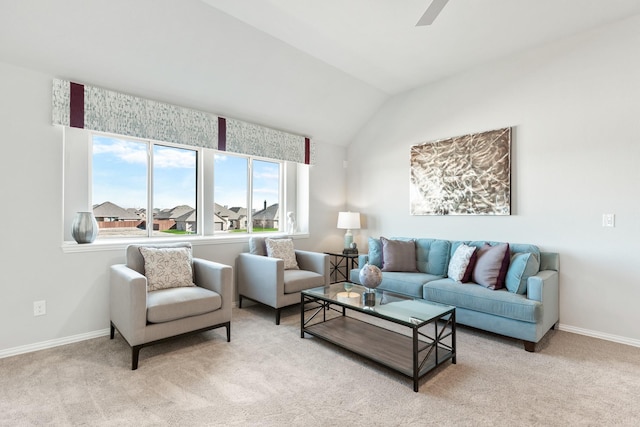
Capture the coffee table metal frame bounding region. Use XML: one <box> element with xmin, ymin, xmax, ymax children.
<box><xmin>301</xmin><ymin>283</ymin><xmax>456</xmax><ymax>392</ymax></box>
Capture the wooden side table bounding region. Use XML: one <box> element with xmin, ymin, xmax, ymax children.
<box><xmin>324</xmin><ymin>252</ymin><xmax>359</xmax><ymax>283</ymax></box>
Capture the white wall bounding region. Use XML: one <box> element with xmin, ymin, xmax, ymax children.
<box><xmin>347</xmin><ymin>16</ymin><xmax>640</xmax><ymax>345</ymax></box>
<box><xmin>0</xmin><ymin>61</ymin><xmax>348</xmax><ymax>354</ymax></box>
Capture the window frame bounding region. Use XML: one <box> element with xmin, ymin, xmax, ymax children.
<box><xmin>62</xmin><ymin>128</ymin><xmax>306</xmax><ymax>252</ymax></box>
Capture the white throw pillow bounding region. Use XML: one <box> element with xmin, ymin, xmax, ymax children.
<box><xmin>447</xmin><ymin>244</ymin><xmax>476</xmax><ymax>282</ymax></box>
<box><xmin>139</xmin><ymin>247</ymin><xmax>195</xmax><ymax>291</ymax></box>
<box><xmin>265</xmin><ymin>238</ymin><xmax>299</xmax><ymax>270</ymax></box>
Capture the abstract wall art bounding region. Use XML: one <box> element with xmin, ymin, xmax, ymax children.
<box><xmin>410</xmin><ymin>127</ymin><xmax>511</xmax><ymax>215</ymax></box>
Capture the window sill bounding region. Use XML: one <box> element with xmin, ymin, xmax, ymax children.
<box><xmin>61</xmin><ymin>232</ymin><xmax>310</xmax><ymax>253</ymax></box>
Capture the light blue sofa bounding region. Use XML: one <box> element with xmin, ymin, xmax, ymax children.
<box><xmin>350</xmin><ymin>238</ymin><xmax>559</xmax><ymax>352</ymax></box>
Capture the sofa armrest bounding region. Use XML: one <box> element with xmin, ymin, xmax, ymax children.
<box><xmin>236</xmin><ymin>253</ymin><xmax>283</xmax><ymax>307</ymax></box>
<box><xmin>527</xmin><ymin>270</ymin><xmax>558</xmax><ymax>302</ymax></box>
<box><xmin>109</xmin><ymin>264</ymin><xmax>148</xmax><ymax>346</ymax></box>
<box><xmin>527</xmin><ymin>269</ymin><xmax>560</xmax><ymax>329</ymax></box>
<box><xmin>295</xmin><ymin>250</ymin><xmax>330</xmax><ymax>285</ymax></box>
<box><xmin>193</xmin><ymin>258</ymin><xmax>233</xmax><ymax>313</ymax></box>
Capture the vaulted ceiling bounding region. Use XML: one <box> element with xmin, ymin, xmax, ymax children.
<box><xmin>2</xmin><ymin>0</ymin><xmax>640</xmax><ymax>146</ymax></box>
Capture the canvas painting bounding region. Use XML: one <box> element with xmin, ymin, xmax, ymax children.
<box><xmin>410</xmin><ymin>127</ymin><xmax>511</xmax><ymax>215</ymax></box>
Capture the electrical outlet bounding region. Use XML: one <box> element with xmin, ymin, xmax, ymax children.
<box><xmin>602</xmin><ymin>213</ymin><xmax>615</xmax><ymax>227</ymax></box>
<box><xmin>33</xmin><ymin>300</ymin><xmax>46</xmax><ymax>316</ymax></box>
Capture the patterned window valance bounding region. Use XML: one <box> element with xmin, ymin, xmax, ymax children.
<box><xmin>52</xmin><ymin>79</ymin><xmax>314</xmax><ymax>164</ymax></box>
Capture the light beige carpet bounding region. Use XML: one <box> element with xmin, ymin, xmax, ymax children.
<box><xmin>1</xmin><ymin>305</ymin><xmax>639</xmax><ymax>426</ymax></box>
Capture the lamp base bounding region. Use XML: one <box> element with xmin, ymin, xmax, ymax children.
<box><xmin>344</xmin><ymin>232</ymin><xmax>353</xmax><ymax>249</ymax></box>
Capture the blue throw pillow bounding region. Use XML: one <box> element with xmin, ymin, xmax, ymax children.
<box><xmin>368</xmin><ymin>237</ymin><xmax>383</xmax><ymax>268</ymax></box>
<box><xmin>505</xmin><ymin>252</ymin><xmax>540</xmax><ymax>294</ymax></box>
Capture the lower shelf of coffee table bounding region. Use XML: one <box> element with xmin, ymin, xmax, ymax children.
<box><xmin>303</xmin><ymin>315</ymin><xmax>453</xmax><ymax>379</ymax></box>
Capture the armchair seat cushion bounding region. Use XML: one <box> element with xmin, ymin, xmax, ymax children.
<box><xmin>283</xmin><ymin>270</ymin><xmax>326</xmax><ymax>294</ymax></box>
<box><xmin>147</xmin><ymin>287</ymin><xmax>222</xmax><ymax>324</ymax></box>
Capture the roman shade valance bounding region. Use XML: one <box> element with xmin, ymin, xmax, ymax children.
<box><xmin>52</xmin><ymin>79</ymin><xmax>314</xmax><ymax>164</ymax></box>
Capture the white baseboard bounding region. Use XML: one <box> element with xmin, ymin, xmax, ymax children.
<box><xmin>2</xmin><ymin>322</ymin><xmax>638</xmax><ymax>360</ymax></box>
<box><xmin>0</xmin><ymin>328</ymin><xmax>110</xmax><ymax>359</ymax></box>
<box><xmin>558</xmin><ymin>323</ymin><xmax>640</xmax><ymax>348</ymax></box>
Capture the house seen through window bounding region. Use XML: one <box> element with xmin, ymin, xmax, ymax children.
<box><xmin>91</xmin><ymin>133</ymin><xmax>282</xmax><ymax>239</ymax></box>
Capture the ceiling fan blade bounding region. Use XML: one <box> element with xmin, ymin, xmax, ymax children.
<box><xmin>416</xmin><ymin>0</ymin><xmax>449</xmax><ymax>26</ymax></box>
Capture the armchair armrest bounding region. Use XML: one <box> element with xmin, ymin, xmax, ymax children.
<box><xmin>236</xmin><ymin>253</ymin><xmax>284</xmax><ymax>307</ymax></box>
<box><xmin>109</xmin><ymin>264</ymin><xmax>148</xmax><ymax>346</ymax></box>
<box><xmin>193</xmin><ymin>258</ymin><xmax>233</xmax><ymax>313</ymax></box>
<box><xmin>295</xmin><ymin>250</ymin><xmax>330</xmax><ymax>285</ymax></box>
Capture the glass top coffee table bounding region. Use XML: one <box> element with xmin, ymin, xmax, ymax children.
<box><xmin>301</xmin><ymin>282</ymin><xmax>456</xmax><ymax>392</ymax></box>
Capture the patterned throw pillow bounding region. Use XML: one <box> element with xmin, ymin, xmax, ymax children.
<box><xmin>265</xmin><ymin>238</ymin><xmax>299</xmax><ymax>270</ymax></box>
<box><xmin>448</xmin><ymin>244</ymin><xmax>477</xmax><ymax>282</ymax></box>
<box><xmin>139</xmin><ymin>247</ymin><xmax>195</xmax><ymax>292</ymax></box>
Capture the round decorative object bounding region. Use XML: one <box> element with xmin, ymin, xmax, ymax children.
<box><xmin>71</xmin><ymin>211</ymin><xmax>98</xmax><ymax>244</ymax></box>
<box><xmin>350</xmin><ymin>242</ymin><xmax>358</xmax><ymax>249</ymax></box>
<box><xmin>358</xmin><ymin>263</ymin><xmax>382</xmax><ymax>289</ymax></box>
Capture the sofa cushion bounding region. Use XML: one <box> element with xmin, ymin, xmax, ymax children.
<box><xmin>505</xmin><ymin>252</ymin><xmax>540</xmax><ymax>294</ymax></box>
<box><xmin>472</xmin><ymin>243</ymin><xmax>510</xmax><ymax>290</ymax></box>
<box><xmin>392</xmin><ymin>237</ymin><xmax>451</xmax><ymax>276</ymax></box>
<box><xmin>265</xmin><ymin>238</ymin><xmax>299</xmax><ymax>270</ymax></box>
<box><xmin>381</xmin><ymin>237</ymin><xmax>418</xmax><ymax>272</ymax></box>
<box><xmin>376</xmin><ymin>272</ymin><xmax>443</xmax><ymax>298</ymax></box>
<box><xmin>147</xmin><ymin>286</ymin><xmax>221</xmax><ymax>323</ymax></box>
<box><xmin>283</xmin><ymin>269</ymin><xmax>325</xmax><ymax>294</ymax></box>
<box><xmin>424</xmin><ymin>279</ymin><xmax>541</xmax><ymax>323</ymax></box>
<box><xmin>139</xmin><ymin>246</ymin><xmax>195</xmax><ymax>291</ymax></box>
<box><xmin>448</xmin><ymin>244</ymin><xmax>477</xmax><ymax>282</ymax></box>
<box><xmin>415</xmin><ymin>238</ymin><xmax>451</xmax><ymax>276</ymax></box>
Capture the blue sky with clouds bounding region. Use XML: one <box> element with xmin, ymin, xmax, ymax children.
<box><xmin>92</xmin><ymin>135</ymin><xmax>279</xmax><ymax>211</ymax></box>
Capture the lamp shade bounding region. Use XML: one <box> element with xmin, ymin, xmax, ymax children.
<box><xmin>337</xmin><ymin>212</ymin><xmax>361</xmax><ymax>230</ymax></box>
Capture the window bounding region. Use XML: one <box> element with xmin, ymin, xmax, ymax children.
<box><xmin>84</xmin><ymin>131</ymin><xmax>291</xmax><ymax>241</ymax></box>
<box><xmin>214</xmin><ymin>154</ymin><xmax>282</xmax><ymax>234</ymax></box>
<box><xmin>214</xmin><ymin>154</ymin><xmax>248</xmax><ymax>233</ymax></box>
<box><xmin>92</xmin><ymin>134</ymin><xmax>197</xmax><ymax>239</ymax></box>
<box><xmin>251</xmin><ymin>159</ymin><xmax>281</xmax><ymax>233</ymax></box>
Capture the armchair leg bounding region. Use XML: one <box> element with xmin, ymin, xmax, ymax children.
<box><xmin>238</xmin><ymin>295</ymin><xmax>243</xmax><ymax>309</ymax></box>
<box><xmin>132</xmin><ymin>345</ymin><xmax>142</xmax><ymax>370</ymax></box>
<box><xmin>524</xmin><ymin>341</ymin><xmax>536</xmax><ymax>352</ymax></box>
<box><xmin>275</xmin><ymin>308</ymin><xmax>281</xmax><ymax>325</ymax></box>
<box><xmin>225</xmin><ymin>321</ymin><xmax>231</xmax><ymax>342</ymax></box>
<box><xmin>110</xmin><ymin>322</ymin><xmax>115</xmax><ymax>339</ymax></box>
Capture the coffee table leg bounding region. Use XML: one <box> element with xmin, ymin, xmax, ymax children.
<box><xmin>300</xmin><ymin>294</ymin><xmax>304</xmax><ymax>338</ymax></box>
<box><xmin>413</xmin><ymin>327</ymin><xmax>419</xmax><ymax>392</ymax></box>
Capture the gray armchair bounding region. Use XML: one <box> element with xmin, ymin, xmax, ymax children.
<box><xmin>110</xmin><ymin>242</ymin><xmax>232</xmax><ymax>369</ymax></box>
<box><xmin>237</xmin><ymin>237</ymin><xmax>329</xmax><ymax>325</ymax></box>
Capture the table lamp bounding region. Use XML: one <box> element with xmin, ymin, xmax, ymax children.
<box><xmin>337</xmin><ymin>211</ymin><xmax>360</xmax><ymax>253</ymax></box>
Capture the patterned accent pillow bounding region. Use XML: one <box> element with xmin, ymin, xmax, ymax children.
<box><xmin>447</xmin><ymin>244</ymin><xmax>477</xmax><ymax>282</ymax></box>
<box><xmin>265</xmin><ymin>238</ymin><xmax>299</xmax><ymax>270</ymax></box>
<box><xmin>139</xmin><ymin>247</ymin><xmax>195</xmax><ymax>292</ymax></box>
